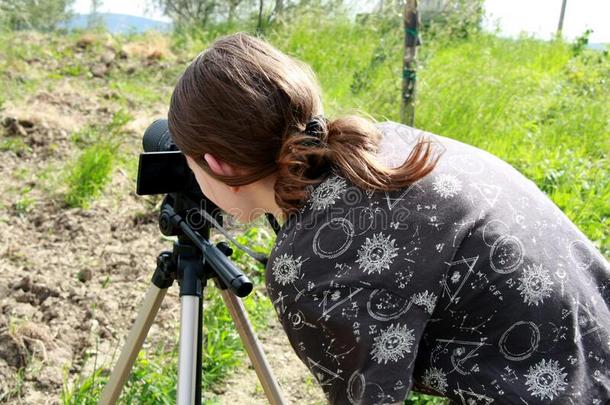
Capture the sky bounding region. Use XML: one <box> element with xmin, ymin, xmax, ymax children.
<box><xmin>72</xmin><ymin>0</ymin><xmax>609</xmax><ymax>43</ymax></box>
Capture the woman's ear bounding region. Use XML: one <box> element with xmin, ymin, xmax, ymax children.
<box><xmin>203</xmin><ymin>153</ymin><xmax>240</xmax><ymax>192</ymax></box>
<box><xmin>203</xmin><ymin>153</ymin><xmax>235</xmax><ymax>176</ymax></box>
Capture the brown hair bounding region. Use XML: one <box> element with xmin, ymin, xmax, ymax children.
<box><xmin>168</xmin><ymin>32</ymin><xmax>439</xmax><ymax>215</ymax></box>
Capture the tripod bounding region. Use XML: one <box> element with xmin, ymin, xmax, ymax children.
<box><xmin>99</xmin><ymin>195</ymin><xmax>286</xmax><ymax>405</ymax></box>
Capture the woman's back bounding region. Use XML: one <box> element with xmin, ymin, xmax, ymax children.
<box><xmin>265</xmin><ymin>121</ymin><xmax>610</xmax><ymax>404</ymax></box>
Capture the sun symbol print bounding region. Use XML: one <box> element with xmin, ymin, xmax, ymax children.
<box><xmin>517</xmin><ymin>263</ymin><xmax>554</xmax><ymax>306</ymax></box>
<box><xmin>370</xmin><ymin>323</ymin><xmax>415</xmax><ymax>364</ymax></box>
<box><xmin>422</xmin><ymin>367</ymin><xmax>448</xmax><ymax>395</ymax></box>
<box><xmin>411</xmin><ymin>290</ymin><xmax>438</xmax><ymax>314</ymax></box>
<box><xmin>432</xmin><ymin>173</ymin><xmax>462</xmax><ymax>199</ymax></box>
<box><xmin>310</xmin><ymin>175</ymin><xmax>347</xmax><ymax>211</ymax></box>
<box><xmin>524</xmin><ymin>359</ymin><xmax>568</xmax><ymax>400</ymax></box>
<box><xmin>355</xmin><ymin>233</ymin><xmax>399</xmax><ymax>275</ymax></box>
<box><xmin>271</xmin><ymin>253</ymin><xmax>303</xmax><ymax>286</ymax></box>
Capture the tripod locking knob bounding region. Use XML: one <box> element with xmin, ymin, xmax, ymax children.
<box><xmin>216</xmin><ymin>241</ymin><xmax>233</xmax><ymax>257</ymax></box>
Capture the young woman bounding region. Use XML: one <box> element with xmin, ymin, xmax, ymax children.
<box><xmin>168</xmin><ymin>33</ymin><xmax>610</xmax><ymax>404</ymax></box>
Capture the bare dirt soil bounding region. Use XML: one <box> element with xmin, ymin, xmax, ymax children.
<box><xmin>0</xmin><ymin>71</ymin><xmax>324</xmax><ymax>404</ymax></box>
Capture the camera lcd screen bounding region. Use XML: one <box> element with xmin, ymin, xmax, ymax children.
<box><xmin>136</xmin><ymin>151</ymin><xmax>191</xmax><ymax>195</ymax></box>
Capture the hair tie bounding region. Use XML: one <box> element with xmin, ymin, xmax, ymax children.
<box><xmin>302</xmin><ymin>115</ymin><xmax>328</xmax><ymax>146</ymax></box>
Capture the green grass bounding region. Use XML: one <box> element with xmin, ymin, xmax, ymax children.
<box><xmin>257</xmin><ymin>16</ymin><xmax>609</xmax><ymax>256</ymax></box>
<box><xmin>2</xmin><ymin>11</ymin><xmax>608</xmax><ymax>405</ymax></box>
<box><xmin>64</xmin><ymin>141</ymin><xmax>116</xmax><ymax>208</ymax></box>
<box><xmin>64</xmin><ymin>110</ymin><xmax>132</xmax><ymax>208</ymax></box>
<box><xmin>0</xmin><ymin>137</ymin><xmax>31</xmax><ymax>155</ymax></box>
<box><xmin>414</xmin><ymin>35</ymin><xmax>609</xmax><ymax>255</ymax></box>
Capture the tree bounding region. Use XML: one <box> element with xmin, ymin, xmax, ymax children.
<box><xmin>273</xmin><ymin>0</ymin><xmax>284</xmax><ymax>19</ymax></box>
<box><xmin>257</xmin><ymin>0</ymin><xmax>264</xmax><ymax>31</ymax></box>
<box><xmin>0</xmin><ymin>0</ymin><xmax>74</xmax><ymax>31</ymax></box>
<box><xmin>88</xmin><ymin>0</ymin><xmax>104</xmax><ymax>29</ymax></box>
<box><xmin>226</xmin><ymin>0</ymin><xmax>244</xmax><ymax>23</ymax></box>
<box><xmin>556</xmin><ymin>0</ymin><xmax>568</xmax><ymax>38</ymax></box>
<box><xmin>151</xmin><ymin>0</ymin><xmax>218</xmax><ymax>27</ymax></box>
<box><xmin>401</xmin><ymin>0</ymin><xmax>421</xmax><ymax>126</ymax></box>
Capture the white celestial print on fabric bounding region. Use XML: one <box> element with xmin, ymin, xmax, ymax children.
<box><xmin>524</xmin><ymin>359</ymin><xmax>568</xmax><ymax>400</ymax></box>
<box><xmin>568</xmin><ymin>239</ymin><xmax>594</xmax><ymax>270</ymax></box>
<box><xmin>355</xmin><ymin>232</ymin><xmax>399</xmax><ymax>275</ymax></box>
<box><xmin>264</xmin><ymin>121</ymin><xmax>610</xmax><ymax>404</ymax></box>
<box><xmin>310</xmin><ymin>175</ymin><xmax>347</xmax><ymax>211</ymax></box>
<box><xmin>370</xmin><ymin>323</ymin><xmax>415</xmax><ymax>364</ymax></box>
<box><xmin>432</xmin><ymin>173</ymin><xmax>463</xmax><ymax>199</ymax></box>
<box><xmin>489</xmin><ymin>234</ymin><xmax>524</xmax><ymax>274</ymax></box>
<box><xmin>271</xmin><ymin>253</ymin><xmax>303</xmax><ymax>286</ymax></box>
<box><xmin>312</xmin><ymin>217</ymin><xmax>355</xmax><ymax>259</ymax></box>
<box><xmin>346</xmin><ymin>371</ymin><xmax>366</xmax><ymax>404</ymax></box>
<box><xmin>422</xmin><ymin>366</ymin><xmax>449</xmax><ymax>395</ymax></box>
<box><xmin>517</xmin><ymin>263</ymin><xmax>554</xmax><ymax>306</ymax></box>
<box><xmin>498</xmin><ymin>321</ymin><xmax>540</xmax><ymax>361</ymax></box>
<box><xmin>367</xmin><ymin>289</ymin><xmax>412</xmax><ymax>321</ymax></box>
<box><xmin>411</xmin><ymin>290</ymin><xmax>438</xmax><ymax>314</ymax></box>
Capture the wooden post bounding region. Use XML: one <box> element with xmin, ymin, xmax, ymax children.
<box><xmin>257</xmin><ymin>0</ymin><xmax>264</xmax><ymax>33</ymax></box>
<box><xmin>556</xmin><ymin>0</ymin><xmax>568</xmax><ymax>37</ymax></box>
<box><xmin>400</xmin><ymin>0</ymin><xmax>421</xmax><ymax>126</ymax></box>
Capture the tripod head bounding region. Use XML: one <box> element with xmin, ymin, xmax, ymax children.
<box><xmin>136</xmin><ymin>119</ymin><xmax>253</xmax><ymax>297</ymax></box>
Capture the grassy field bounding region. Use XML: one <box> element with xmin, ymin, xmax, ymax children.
<box><xmin>1</xmin><ymin>10</ymin><xmax>608</xmax><ymax>405</ymax></box>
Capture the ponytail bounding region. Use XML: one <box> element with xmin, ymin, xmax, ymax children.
<box><xmin>168</xmin><ymin>32</ymin><xmax>440</xmax><ymax>218</ymax></box>
<box><xmin>275</xmin><ymin>115</ymin><xmax>440</xmax><ymax>215</ymax></box>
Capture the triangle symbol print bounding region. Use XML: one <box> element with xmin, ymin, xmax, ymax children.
<box><xmin>385</xmin><ymin>183</ymin><xmax>423</xmax><ymax>210</ymax></box>
<box><xmin>306</xmin><ymin>357</ymin><xmax>344</xmax><ymax>387</ymax></box>
<box><xmin>472</xmin><ymin>183</ymin><xmax>502</xmax><ymax>208</ymax></box>
<box><xmin>576</xmin><ymin>301</ymin><xmax>602</xmax><ymax>339</ymax></box>
<box><xmin>435</xmin><ymin>338</ymin><xmax>490</xmax><ymax>376</ymax></box>
<box><xmin>442</xmin><ymin>256</ymin><xmax>479</xmax><ymax>309</ymax></box>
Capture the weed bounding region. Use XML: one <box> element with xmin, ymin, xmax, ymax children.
<box><xmin>64</xmin><ymin>110</ymin><xmax>132</xmax><ymax>208</ymax></box>
<box><xmin>64</xmin><ymin>142</ymin><xmax>115</xmax><ymax>208</ymax></box>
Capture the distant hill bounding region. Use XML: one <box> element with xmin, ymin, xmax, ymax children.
<box><xmin>65</xmin><ymin>13</ymin><xmax>171</xmax><ymax>34</ymax></box>
<box><xmin>587</xmin><ymin>43</ymin><xmax>608</xmax><ymax>51</ymax></box>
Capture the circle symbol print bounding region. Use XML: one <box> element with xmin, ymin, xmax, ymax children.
<box><xmin>356</xmin><ymin>233</ymin><xmax>399</xmax><ymax>275</ymax></box>
<box><xmin>568</xmin><ymin>240</ymin><xmax>593</xmax><ymax>270</ymax></box>
<box><xmin>490</xmin><ymin>235</ymin><xmax>524</xmax><ymax>274</ymax></box>
<box><xmin>370</xmin><ymin>323</ymin><xmax>415</xmax><ymax>364</ymax></box>
<box><xmin>346</xmin><ymin>371</ymin><xmax>365</xmax><ymax>404</ymax></box>
<box><xmin>271</xmin><ymin>253</ymin><xmax>302</xmax><ymax>286</ymax></box>
<box><xmin>289</xmin><ymin>310</ymin><xmax>306</xmax><ymax>330</ymax></box>
<box><xmin>312</xmin><ymin>217</ymin><xmax>354</xmax><ymax>259</ymax></box>
<box><xmin>498</xmin><ymin>321</ymin><xmax>540</xmax><ymax>361</ymax></box>
<box><xmin>367</xmin><ymin>289</ymin><xmax>412</xmax><ymax>321</ymax></box>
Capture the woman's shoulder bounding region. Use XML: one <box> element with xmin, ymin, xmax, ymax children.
<box><xmin>374</xmin><ymin>120</ymin><xmax>547</xmax><ymax>206</ymax></box>
<box><xmin>374</xmin><ymin>120</ymin><xmax>497</xmax><ymax>167</ymax></box>
<box><xmin>265</xmin><ymin>169</ymin><xmax>475</xmax><ymax>300</ymax></box>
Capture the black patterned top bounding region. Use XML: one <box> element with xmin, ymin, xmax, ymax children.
<box><xmin>264</xmin><ymin>121</ymin><xmax>610</xmax><ymax>405</ymax></box>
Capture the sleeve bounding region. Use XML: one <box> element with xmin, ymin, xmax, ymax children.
<box><xmin>277</xmin><ymin>287</ymin><xmax>435</xmax><ymax>405</ymax></box>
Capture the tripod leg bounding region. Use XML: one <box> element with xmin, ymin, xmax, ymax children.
<box><xmin>219</xmin><ymin>288</ymin><xmax>287</xmax><ymax>405</ymax></box>
<box><xmin>177</xmin><ymin>295</ymin><xmax>200</xmax><ymax>405</ymax></box>
<box><xmin>100</xmin><ymin>284</ymin><xmax>168</xmax><ymax>405</ymax></box>
<box><xmin>195</xmin><ymin>294</ymin><xmax>203</xmax><ymax>405</ymax></box>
